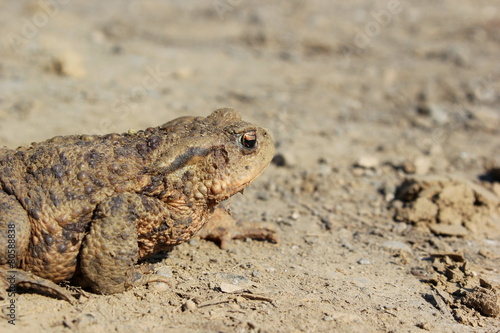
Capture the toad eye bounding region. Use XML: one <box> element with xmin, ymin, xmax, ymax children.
<box><xmin>238</xmin><ymin>131</ymin><xmax>257</xmax><ymax>149</ymax></box>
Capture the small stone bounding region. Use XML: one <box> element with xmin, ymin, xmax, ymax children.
<box><xmin>155</xmin><ymin>266</ymin><xmax>173</xmax><ymax>278</ymax></box>
<box><xmin>416</xmin><ymin>322</ymin><xmax>432</xmax><ymax>331</ymax></box>
<box><xmin>352</xmin><ymin>167</ymin><xmax>365</xmax><ymax>176</ymax></box>
<box><xmin>271</xmin><ymin>153</ymin><xmax>287</xmax><ymax>167</ymax></box>
<box><xmin>428</xmin><ymin>104</ymin><xmax>449</xmax><ymax>125</ymax></box>
<box><xmin>215</xmin><ymin>273</ymin><xmax>252</xmax><ymax>293</ymax></box>
<box><xmin>182</xmin><ymin>299</ymin><xmax>197</xmax><ymax>312</ymax></box>
<box><xmin>318</xmin><ymin>162</ymin><xmax>332</xmax><ymax>175</ymax></box>
<box><xmin>219</xmin><ymin>282</ymin><xmax>246</xmax><ymax>293</ymax></box>
<box><xmin>320</xmin><ymin>216</ymin><xmax>333</xmax><ymax>230</ymax></box>
<box><xmin>381</xmin><ymin>182</ymin><xmax>395</xmax><ymax>196</ymax></box>
<box><xmin>429</xmin><ymin>223</ymin><xmax>468</xmax><ymax>237</ymax></box>
<box><xmin>392</xmin><ymin>223</ymin><xmax>409</xmax><ymax>235</ymax></box>
<box><xmin>414</xmin><ymin>157</ymin><xmax>431</xmax><ymax>175</ymax></box>
<box><xmin>357</xmin><ymin>258</ymin><xmax>371</xmax><ymax>265</ymax></box>
<box><xmin>256</xmin><ymin>191</ymin><xmax>269</xmax><ymax>201</ymax></box>
<box><xmin>402</xmin><ymin>161</ymin><xmax>416</xmax><ymax>174</ymax></box>
<box><xmin>355</xmin><ymin>156</ymin><xmax>379</xmax><ymax>169</ymax></box>
<box><xmin>341</xmin><ymin>240</ymin><xmax>353</xmax><ymax>251</ymax></box>
<box><xmin>381</xmin><ymin>240</ymin><xmax>412</xmax><ymax>253</ymax></box>
<box><xmin>49</xmin><ymin>49</ymin><xmax>86</xmax><ymax>78</ymax></box>
<box><xmin>252</xmin><ymin>270</ymin><xmax>261</xmax><ymax>277</ymax></box>
<box><xmin>478</xmin><ymin>249</ymin><xmax>494</xmax><ymax>259</ymax></box>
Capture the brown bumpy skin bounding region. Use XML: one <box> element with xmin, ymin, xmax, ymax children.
<box><xmin>0</xmin><ymin>108</ymin><xmax>275</xmax><ymax>300</ymax></box>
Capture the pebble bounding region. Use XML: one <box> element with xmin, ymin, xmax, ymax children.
<box><xmin>256</xmin><ymin>191</ymin><xmax>269</xmax><ymax>201</ymax></box>
<box><xmin>427</xmin><ymin>104</ymin><xmax>449</xmax><ymax>125</ymax></box>
<box><xmin>380</xmin><ymin>240</ymin><xmax>412</xmax><ymax>253</ymax></box>
<box><xmin>416</xmin><ymin>322</ymin><xmax>433</xmax><ymax>331</ymax></box>
<box><xmin>392</xmin><ymin>223</ymin><xmax>409</xmax><ymax>235</ymax></box>
<box><xmin>429</xmin><ymin>223</ymin><xmax>468</xmax><ymax>237</ymax></box>
<box><xmin>380</xmin><ymin>182</ymin><xmax>396</xmax><ymax>202</ymax></box>
<box><xmin>271</xmin><ymin>153</ymin><xmax>286</xmax><ymax>167</ymax></box>
<box><xmin>215</xmin><ymin>273</ymin><xmax>252</xmax><ymax>293</ymax></box>
<box><xmin>355</xmin><ymin>156</ymin><xmax>379</xmax><ymax>169</ymax></box>
<box><xmin>352</xmin><ymin>167</ymin><xmax>365</xmax><ymax>176</ymax></box>
<box><xmin>219</xmin><ymin>282</ymin><xmax>246</xmax><ymax>293</ymax></box>
<box><xmin>414</xmin><ymin>157</ymin><xmax>431</xmax><ymax>175</ymax></box>
<box><xmin>252</xmin><ymin>270</ymin><xmax>261</xmax><ymax>277</ymax></box>
<box><xmin>182</xmin><ymin>299</ymin><xmax>197</xmax><ymax>312</ymax></box>
<box><xmin>357</xmin><ymin>258</ymin><xmax>371</xmax><ymax>265</ymax></box>
<box><xmin>50</xmin><ymin>49</ymin><xmax>86</xmax><ymax>78</ymax></box>
<box><xmin>320</xmin><ymin>216</ymin><xmax>333</xmax><ymax>230</ymax></box>
<box><xmin>341</xmin><ymin>240</ymin><xmax>353</xmax><ymax>251</ymax></box>
<box><xmin>402</xmin><ymin>161</ymin><xmax>416</xmax><ymax>174</ymax></box>
<box><xmin>156</xmin><ymin>266</ymin><xmax>173</xmax><ymax>278</ymax></box>
<box><xmin>216</xmin><ymin>273</ymin><xmax>249</xmax><ymax>284</ymax></box>
<box><xmin>272</xmin><ymin>151</ymin><xmax>297</xmax><ymax>167</ymax></box>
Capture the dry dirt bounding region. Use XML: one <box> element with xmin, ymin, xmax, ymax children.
<box><xmin>1</xmin><ymin>1</ymin><xmax>500</xmax><ymax>332</ymax></box>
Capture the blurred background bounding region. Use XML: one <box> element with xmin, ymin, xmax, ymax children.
<box><xmin>0</xmin><ymin>1</ymin><xmax>499</xmax><ymax>332</ymax></box>
<box><xmin>1</xmin><ymin>1</ymin><xmax>498</xmax><ymax>172</ymax></box>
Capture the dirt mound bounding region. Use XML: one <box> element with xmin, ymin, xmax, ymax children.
<box><xmin>422</xmin><ymin>253</ymin><xmax>500</xmax><ymax>326</ymax></box>
<box><xmin>392</xmin><ymin>175</ymin><xmax>500</xmax><ymax>237</ymax></box>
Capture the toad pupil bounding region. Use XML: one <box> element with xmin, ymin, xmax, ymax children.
<box><xmin>240</xmin><ymin>132</ymin><xmax>257</xmax><ymax>149</ymax></box>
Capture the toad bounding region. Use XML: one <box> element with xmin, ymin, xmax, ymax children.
<box><xmin>0</xmin><ymin>108</ymin><xmax>275</xmax><ymax>301</ymax></box>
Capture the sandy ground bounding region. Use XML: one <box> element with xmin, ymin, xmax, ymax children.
<box><xmin>1</xmin><ymin>1</ymin><xmax>500</xmax><ymax>332</ymax></box>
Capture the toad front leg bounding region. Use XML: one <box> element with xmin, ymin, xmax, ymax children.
<box><xmin>80</xmin><ymin>193</ymin><xmax>171</xmax><ymax>294</ymax></box>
